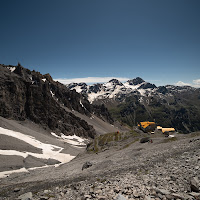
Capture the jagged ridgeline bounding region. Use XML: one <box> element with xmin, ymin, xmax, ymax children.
<box><xmin>68</xmin><ymin>77</ymin><xmax>200</xmax><ymax>133</ymax></box>
<box><xmin>0</xmin><ymin>63</ymin><xmax>113</xmax><ymax>138</ymax></box>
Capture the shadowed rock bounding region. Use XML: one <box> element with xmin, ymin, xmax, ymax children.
<box><xmin>140</xmin><ymin>137</ymin><xmax>150</xmax><ymax>143</ymax></box>
<box><xmin>82</xmin><ymin>161</ymin><xmax>92</xmax><ymax>170</ymax></box>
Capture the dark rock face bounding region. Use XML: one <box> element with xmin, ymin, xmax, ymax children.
<box><xmin>93</xmin><ymin>104</ymin><xmax>114</xmax><ymax>124</ymax></box>
<box><xmin>0</xmin><ymin>64</ymin><xmax>96</xmax><ymax>138</ymax></box>
<box><xmin>138</xmin><ymin>82</ymin><xmax>157</xmax><ymax>89</ymax></box>
<box><xmin>68</xmin><ymin>82</ymin><xmax>88</xmax><ymax>94</ymax></box>
<box><xmin>157</xmin><ymin>86</ymin><xmax>168</xmax><ymax>94</ymax></box>
<box><xmin>88</xmin><ymin>83</ymin><xmax>103</xmax><ymax>94</ymax></box>
<box><xmin>127</xmin><ymin>77</ymin><xmax>145</xmax><ymax>85</ymax></box>
<box><xmin>108</xmin><ymin>79</ymin><xmax>123</xmax><ymax>86</ymax></box>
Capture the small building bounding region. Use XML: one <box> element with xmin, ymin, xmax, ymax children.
<box><xmin>138</xmin><ymin>121</ymin><xmax>156</xmax><ymax>133</ymax></box>
<box><xmin>161</xmin><ymin>128</ymin><xmax>175</xmax><ymax>134</ymax></box>
<box><xmin>156</xmin><ymin>126</ymin><xmax>175</xmax><ymax>135</ymax></box>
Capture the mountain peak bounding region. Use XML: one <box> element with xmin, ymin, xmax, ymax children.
<box><xmin>108</xmin><ymin>79</ymin><xmax>123</xmax><ymax>86</ymax></box>
<box><xmin>127</xmin><ymin>77</ymin><xmax>145</xmax><ymax>85</ymax></box>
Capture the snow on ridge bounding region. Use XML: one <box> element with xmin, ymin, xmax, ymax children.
<box><xmin>109</xmin><ymin>85</ymin><xmax>124</xmax><ymax>98</ymax></box>
<box><xmin>88</xmin><ymin>90</ymin><xmax>106</xmax><ymax>103</ymax></box>
<box><xmin>7</xmin><ymin>67</ymin><xmax>16</xmax><ymax>72</ymax></box>
<box><xmin>68</xmin><ymin>79</ymin><xmax>161</xmax><ymax>102</ymax></box>
<box><xmin>73</xmin><ymin>85</ymin><xmax>83</xmax><ymax>93</ymax></box>
<box><xmin>103</xmin><ymin>82</ymin><xmax>114</xmax><ymax>89</ymax></box>
<box><xmin>124</xmin><ymin>81</ymin><xmax>145</xmax><ymax>90</ymax></box>
<box><xmin>138</xmin><ymin>89</ymin><xmax>146</xmax><ymax>96</ymax></box>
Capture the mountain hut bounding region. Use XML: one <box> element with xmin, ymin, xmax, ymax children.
<box><xmin>138</xmin><ymin>121</ymin><xmax>156</xmax><ymax>133</ymax></box>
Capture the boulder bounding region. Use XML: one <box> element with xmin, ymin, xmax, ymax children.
<box><xmin>140</xmin><ymin>137</ymin><xmax>150</xmax><ymax>143</ymax></box>
<box><xmin>17</xmin><ymin>192</ymin><xmax>32</xmax><ymax>200</ymax></box>
<box><xmin>14</xmin><ymin>188</ymin><xmax>20</xmax><ymax>192</ymax></box>
<box><xmin>189</xmin><ymin>192</ymin><xmax>200</xmax><ymax>199</ymax></box>
<box><xmin>82</xmin><ymin>161</ymin><xmax>92</xmax><ymax>170</ymax></box>
<box><xmin>115</xmin><ymin>194</ymin><xmax>127</xmax><ymax>200</ymax></box>
<box><xmin>171</xmin><ymin>192</ymin><xmax>194</xmax><ymax>200</ymax></box>
<box><xmin>144</xmin><ymin>196</ymin><xmax>152</xmax><ymax>200</ymax></box>
<box><xmin>154</xmin><ymin>188</ymin><xmax>171</xmax><ymax>195</ymax></box>
<box><xmin>191</xmin><ymin>177</ymin><xmax>200</xmax><ymax>192</ymax></box>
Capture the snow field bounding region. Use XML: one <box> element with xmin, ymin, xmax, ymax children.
<box><xmin>0</xmin><ymin>127</ymin><xmax>76</xmax><ymax>178</ymax></box>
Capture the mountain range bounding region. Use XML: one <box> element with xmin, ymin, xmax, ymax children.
<box><xmin>1</xmin><ymin>63</ymin><xmax>200</xmax><ymax>135</ymax></box>
<box><xmin>67</xmin><ymin>77</ymin><xmax>200</xmax><ymax>133</ymax></box>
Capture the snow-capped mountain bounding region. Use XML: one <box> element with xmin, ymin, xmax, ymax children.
<box><xmin>67</xmin><ymin>77</ymin><xmax>200</xmax><ymax>134</ymax></box>
<box><xmin>67</xmin><ymin>77</ymin><xmax>194</xmax><ymax>103</ymax></box>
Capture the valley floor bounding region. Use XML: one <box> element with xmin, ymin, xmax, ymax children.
<box><xmin>0</xmin><ymin>129</ymin><xmax>200</xmax><ymax>200</ymax></box>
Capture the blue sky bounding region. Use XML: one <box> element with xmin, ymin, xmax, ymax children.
<box><xmin>0</xmin><ymin>0</ymin><xmax>200</xmax><ymax>87</ymax></box>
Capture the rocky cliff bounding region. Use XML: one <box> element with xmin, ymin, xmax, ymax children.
<box><xmin>0</xmin><ymin>64</ymin><xmax>113</xmax><ymax>138</ymax></box>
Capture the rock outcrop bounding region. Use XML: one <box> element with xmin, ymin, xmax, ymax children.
<box><xmin>0</xmin><ymin>64</ymin><xmax>99</xmax><ymax>138</ymax></box>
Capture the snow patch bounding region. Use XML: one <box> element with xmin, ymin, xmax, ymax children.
<box><xmin>51</xmin><ymin>132</ymin><xmax>60</xmax><ymax>138</ymax></box>
<box><xmin>80</xmin><ymin>100</ymin><xmax>86</xmax><ymax>110</ymax></box>
<box><xmin>138</xmin><ymin>89</ymin><xmax>146</xmax><ymax>96</ymax></box>
<box><xmin>42</xmin><ymin>78</ymin><xmax>46</xmax><ymax>82</ymax></box>
<box><xmin>73</xmin><ymin>86</ymin><xmax>83</xmax><ymax>93</ymax></box>
<box><xmin>7</xmin><ymin>67</ymin><xmax>16</xmax><ymax>72</ymax></box>
<box><xmin>0</xmin><ymin>127</ymin><xmax>75</xmax><ymax>178</ymax></box>
<box><xmin>0</xmin><ymin>150</ymin><xmax>27</xmax><ymax>158</ymax></box>
<box><xmin>88</xmin><ymin>90</ymin><xmax>106</xmax><ymax>103</ymax></box>
<box><xmin>90</xmin><ymin>116</ymin><xmax>95</xmax><ymax>119</ymax></box>
<box><xmin>50</xmin><ymin>90</ymin><xmax>55</xmax><ymax>97</ymax></box>
<box><xmin>0</xmin><ymin>168</ymin><xmax>28</xmax><ymax>179</ymax></box>
<box><xmin>51</xmin><ymin>132</ymin><xmax>87</xmax><ymax>147</ymax></box>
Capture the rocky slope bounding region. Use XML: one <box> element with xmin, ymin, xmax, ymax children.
<box><xmin>0</xmin><ymin>64</ymin><xmax>113</xmax><ymax>138</ymax></box>
<box><xmin>68</xmin><ymin>78</ymin><xmax>200</xmax><ymax>133</ymax></box>
<box><xmin>0</xmin><ymin>116</ymin><xmax>86</xmax><ymax>176</ymax></box>
<box><xmin>0</xmin><ymin>131</ymin><xmax>200</xmax><ymax>200</ymax></box>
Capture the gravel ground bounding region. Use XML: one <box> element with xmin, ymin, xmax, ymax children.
<box><xmin>0</xmin><ymin>131</ymin><xmax>200</xmax><ymax>200</ymax></box>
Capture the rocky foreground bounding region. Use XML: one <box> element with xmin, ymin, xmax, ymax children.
<box><xmin>0</xmin><ymin>133</ymin><xmax>200</xmax><ymax>200</ymax></box>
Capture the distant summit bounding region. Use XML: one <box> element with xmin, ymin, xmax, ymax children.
<box><xmin>127</xmin><ymin>77</ymin><xmax>145</xmax><ymax>85</ymax></box>
<box><xmin>67</xmin><ymin>76</ymin><xmax>159</xmax><ymax>103</ymax></box>
<box><xmin>108</xmin><ymin>79</ymin><xmax>123</xmax><ymax>86</ymax></box>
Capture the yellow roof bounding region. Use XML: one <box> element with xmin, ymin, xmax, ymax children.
<box><xmin>140</xmin><ymin>121</ymin><xmax>156</xmax><ymax>128</ymax></box>
<box><xmin>162</xmin><ymin>128</ymin><xmax>175</xmax><ymax>133</ymax></box>
<box><xmin>157</xmin><ymin>126</ymin><xmax>162</xmax><ymax>129</ymax></box>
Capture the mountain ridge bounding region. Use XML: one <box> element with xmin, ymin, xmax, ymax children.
<box><xmin>67</xmin><ymin>77</ymin><xmax>200</xmax><ymax>133</ymax></box>
<box><xmin>0</xmin><ymin>64</ymin><xmax>115</xmax><ymax>138</ymax></box>
<box><xmin>67</xmin><ymin>77</ymin><xmax>195</xmax><ymax>103</ymax></box>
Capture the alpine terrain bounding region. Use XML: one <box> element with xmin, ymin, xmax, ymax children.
<box><xmin>0</xmin><ymin>64</ymin><xmax>200</xmax><ymax>200</ymax></box>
